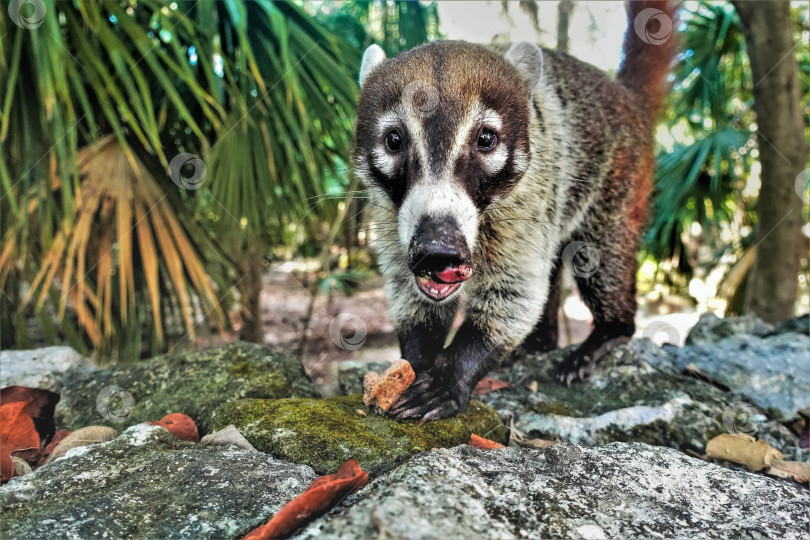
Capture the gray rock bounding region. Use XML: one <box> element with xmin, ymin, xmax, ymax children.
<box><xmin>685</xmin><ymin>313</ymin><xmax>772</xmax><ymax>345</ymax></box>
<box><xmin>0</xmin><ymin>347</ymin><xmax>97</xmax><ymax>393</ymax></box>
<box><xmin>55</xmin><ymin>341</ymin><xmax>316</xmax><ymax>433</ymax></box>
<box><xmin>478</xmin><ymin>339</ymin><xmax>807</xmax><ymax>461</ymax></box>
<box><xmin>660</xmin><ymin>333</ymin><xmax>810</xmax><ymax>421</ymax></box>
<box><xmin>479</xmin><ymin>343</ymin><xmax>741</xmax><ymax>455</ymax></box>
<box><xmin>0</xmin><ymin>424</ymin><xmax>317</xmax><ymax>540</ymax></box>
<box><xmin>770</xmin><ymin>314</ymin><xmax>810</xmax><ymax>337</ymax></box>
<box><xmin>337</xmin><ymin>360</ymin><xmax>392</xmax><ymax>395</ymax></box>
<box><xmin>296</xmin><ymin>443</ymin><xmax>810</xmax><ymax>539</ymax></box>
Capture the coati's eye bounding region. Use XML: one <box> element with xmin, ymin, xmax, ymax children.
<box><xmin>385</xmin><ymin>130</ymin><xmax>403</xmax><ymax>152</ymax></box>
<box><xmin>477</xmin><ymin>128</ymin><xmax>497</xmax><ymax>151</ymax></box>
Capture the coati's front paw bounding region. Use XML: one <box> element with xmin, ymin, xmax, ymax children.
<box><xmin>556</xmin><ymin>351</ymin><xmax>597</xmax><ymax>386</ymax></box>
<box><xmin>556</xmin><ymin>324</ymin><xmax>633</xmax><ymax>385</ymax></box>
<box><xmin>388</xmin><ymin>369</ymin><xmax>471</xmax><ymax>423</ymax></box>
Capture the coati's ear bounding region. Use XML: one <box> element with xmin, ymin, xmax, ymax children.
<box><xmin>359</xmin><ymin>44</ymin><xmax>386</xmax><ymax>87</ymax></box>
<box><xmin>504</xmin><ymin>42</ymin><xmax>544</xmax><ymax>92</ymax></box>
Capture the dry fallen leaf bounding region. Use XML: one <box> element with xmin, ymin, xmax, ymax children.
<box><xmin>363</xmin><ymin>359</ymin><xmax>415</xmax><ymax>411</ymax></box>
<box><xmin>766</xmin><ymin>459</ymin><xmax>810</xmax><ymax>483</ymax></box>
<box><xmin>468</xmin><ymin>433</ymin><xmax>505</xmax><ymax>450</ymax></box>
<box><xmin>473</xmin><ymin>377</ymin><xmax>512</xmax><ymax>394</ymax></box>
<box><xmin>10</xmin><ymin>456</ymin><xmax>32</xmax><ymax>476</ymax></box>
<box><xmin>45</xmin><ymin>426</ymin><xmax>119</xmax><ymax>464</ymax></box>
<box><xmin>356</xmin><ymin>409</ymin><xmax>366</xmax><ymax>417</ymax></box>
<box><xmin>200</xmin><ymin>425</ymin><xmax>259</xmax><ymax>453</ymax></box>
<box><xmin>147</xmin><ymin>413</ymin><xmax>199</xmax><ymax>442</ymax></box>
<box><xmin>705</xmin><ymin>433</ymin><xmax>784</xmax><ymax>472</ymax></box>
<box><xmin>242</xmin><ymin>459</ymin><xmax>369</xmax><ymax>539</ymax></box>
<box><xmin>0</xmin><ymin>401</ymin><xmax>40</xmax><ymax>482</ymax></box>
<box><xmin>0</xmin><ymin>386</ymin><xmax>60</xmax><ymax>442</ymax></box>
<box><xmin>508</xmin><ymin>417</ymin><xmax>557</xmax><ymax>449</ymax></box>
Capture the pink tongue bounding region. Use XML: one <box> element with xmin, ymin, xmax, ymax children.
<box><xmin>434</xmin><ymin>265</ymin><xmax>472</xmax><ymax>284</ymax></box>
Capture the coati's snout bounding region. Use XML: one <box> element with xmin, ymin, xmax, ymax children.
<box><xmin>408</xmin><ymin>215</ymin><xmax>472</xmax><ymax>301</ymax></box>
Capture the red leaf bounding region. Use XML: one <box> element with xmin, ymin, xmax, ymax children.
<box><xmin>468</xmin><ymin>433</ymin><xmax>506</xmax><ymax>450</ymax></box>
<box><xmin>242</xmin><ymin>459</ymin><xmax>369</xmax><ymax>540</ymax></box>
<box><xmin>147</xmin><ymin>413</ymin><xmax>199</xmax><ymax>442</ymax></box>
<box><xmin>0</xmin><ymin>386</ymin><xmax>60</xmax><ymax>442</ymax></box>
<box><xmin>473</xmin><ymin>377</ymin><xmax>512</xmax><ymax>394</ymax></box>
<box><xmin>37</xmin><ymin>429</ymin><xmax>72</xmax><ymax>467</ymax></box>
<box><xmin>0</xmin><ymin>402</ymin><xmax>40</xmax><ymax>482</ymax></box>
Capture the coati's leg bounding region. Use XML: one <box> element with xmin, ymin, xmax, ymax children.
<box><xmin>390</xmin><ymin>270</ymin><xmax>547</xmax><ymax>421</ymax></box>
<box><xmin>556</xmin><ymin>216</ymin><xmax>639</xmax><ymax>384</ymax></box>
<box><xmin>515</xmin><ymin>261</ymin><xmax>561</xmax><ymax>356</ymax></box>
<box><xmin>397</xmin><ymin>314</ymin><xmax>455</xmax><ymax>373</ymax></box>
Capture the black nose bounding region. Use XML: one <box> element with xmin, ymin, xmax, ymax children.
<box><xmin>408</xmin><ymin>216</ymin><xmax>470</xmax><ymax>278</ymax></box>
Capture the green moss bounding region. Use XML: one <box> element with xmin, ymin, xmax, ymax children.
<box><xmin>56</xmin><ymin>342</ymin><xmax>315</xmax><ymax>433</ymax></box>
<box><xmin>211</xmin><ymin>396</ymin><xmax>505</xmax><ymax>476</ymax></box>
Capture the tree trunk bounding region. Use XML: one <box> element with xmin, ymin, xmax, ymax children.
<box><xmin>732</xmin><ymin>0</ymin><xmax>806</xmax><ymax>323</ymax></box>
<box><xmin>557</xmin><ymin>0</ymin><xmax>574</xmax><ymax>53</ymax></box>
<box><xmin>239</xmin><ymin>248</ymin><xmax>264</xmax><ymax>343</ymax></box>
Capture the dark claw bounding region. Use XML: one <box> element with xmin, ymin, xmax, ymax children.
<box><xmin>557</xmin><ymin>352</ymin><xmax>594</xmax><ymax>386</ymax></box>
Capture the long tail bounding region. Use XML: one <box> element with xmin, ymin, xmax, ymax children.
<box><xmin>617</xmin><ymin>1</ymin><xmax>678</xmax><ymax>119</ymax></box>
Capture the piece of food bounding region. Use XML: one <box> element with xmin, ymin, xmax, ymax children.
<box><xmin>363</xmin><ymin>359</ymin><xmax>416</xmax><ymax>411</ymax></box>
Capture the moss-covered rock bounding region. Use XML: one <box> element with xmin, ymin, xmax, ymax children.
<box><xmin>211</xmin><ymin>395</ymin><xmax>505</xmax><ymax>475</ymax></box>
<box><xmin>56</xmin><ymin>342</ymin><xmax>315</xmax><ymax>433</ymax></box>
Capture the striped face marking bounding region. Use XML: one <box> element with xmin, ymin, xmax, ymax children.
<box><xmin>354</xmin><ymin>41</ymin><xmax>538</xmax><ymax>293</ymax></box>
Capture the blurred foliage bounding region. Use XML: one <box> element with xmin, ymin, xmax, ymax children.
<box><xmin>643</xmin><ymin>1</ymin><xmax>810</xmax><ymax>306</ymax></box>
<box><xmin>0</xmin><ymin>0</ymin><xmax>360</xmax><ymax>357</ymax></box>
<box><xmin>309</xmin><ymin>0</ymin><xmax>441</xmax><ymax>56</ymax></box>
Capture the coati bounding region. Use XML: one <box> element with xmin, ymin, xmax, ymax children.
<box><xmin>353</xmin><ymin>1</ymin><xmax>677</xmax><ymax>421</ymax></box>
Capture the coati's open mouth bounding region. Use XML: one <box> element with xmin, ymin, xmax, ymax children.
<box><xmin>414</xmin><ymin>265</ymin><xmax>472</xmax><ymax>301</ymax></box>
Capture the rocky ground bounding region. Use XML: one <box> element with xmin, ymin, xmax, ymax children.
<box><xmin>1</xmin><ymin>313</ymin><xmax>808</xmax><ymax>539</ymax></box>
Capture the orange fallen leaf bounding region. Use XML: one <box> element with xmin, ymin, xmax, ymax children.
<box><xmin>473</xmin><ymin>377</ymin><xmax>512</xmax><ymax>394</ymax></box>
<box><xmin>242</xmin><ymin>459</ymin><xmax>368</xmax><ymax>540</ymax></box>
<box><xmin>469</xmin><ymin>433</ymin><xmax>506</xmax><ymax>450</ymax></box>
<box><xmin>147</xmin><ymin>413</ymin><xmax>199</xmax><ymax>442</ymax></box>
<box><xmin>363</xmin><ymin>359</ymin><xmax>415</xmax><ymax>411</ymax></box>
<box><xmin>0</xmin><ymin>386</ymin><xmax>60</xmax><ymax>442</ymax></box>
<box><xmin>0</xmin><ymin>401</ymin><xmax>40</xmax><ymax>482</ymax></box>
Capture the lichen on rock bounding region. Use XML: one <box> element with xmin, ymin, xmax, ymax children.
<box><xmin>211</xmin><ymin>395</ymin><xmax>505</xmax><ymax>476</ymax></box>
<box><xmin>0</xmin><ymin>424</ymin><xmax>318</xmax><ymax>539</ymax></box>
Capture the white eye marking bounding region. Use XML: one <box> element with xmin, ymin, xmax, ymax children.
<box><xmin>371</xmin><ymin>147</ymin><xmax>397</xmax><ymax>176</ymax></box>
<box><xmin>481</xmin><ymin>144</ymin><xmax>509</xmax><ymax>175</ymax></box>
